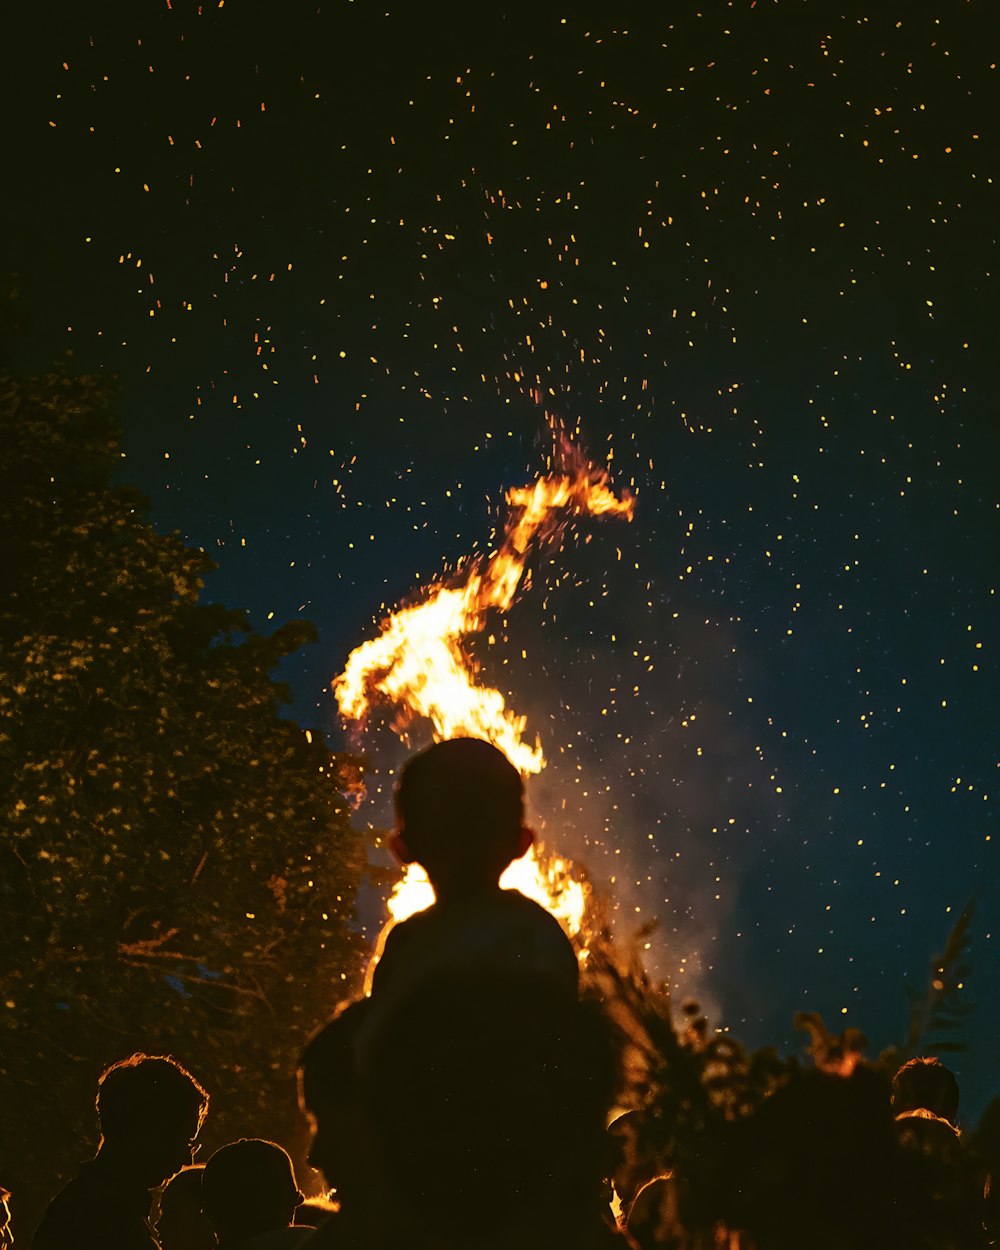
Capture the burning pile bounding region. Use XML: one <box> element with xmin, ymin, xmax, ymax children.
<box><xmin>333</xmin><ymin>438</ymin><xmax>634</xmax><ymax>938</ymax></box>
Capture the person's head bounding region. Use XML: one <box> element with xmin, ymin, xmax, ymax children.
<box><xmin>625</xmin><ymin>1177</ymin><xmax>672</xmax><ymax>1250</ymax></box>
<box><xmin>157</xmin><ymin>1165</ymin><xmax>216</xmax><ymax>1250</ymax></box>
<box><xmin>892</xmin><ymin>1056</ymin><xmax>960</xmax><ymax>1123</ymax></box>
<box><xmin>0</xmin><ymin>1186</ymin><xmax>12</xmax><ymax>1250</ymax></box>
<box><xmin>298</xmin><ymin>999</ymin><xmax>379</xmax><ymax>1212</ymax></box>
<box><xmin>392</xmin><ymin>738</ymin><xmax>532</xmax><ymax>892</ymax></box>
<box><xmin>97</xmin><ymin>1054</ymin><xmax>209</xmax><ymax>1187</ymax></box>
<box><xmin>609</xmin><ymin>1109</ymin><xmax>659</xmax><ymax>1211</ymax></box>
<box><xmin>734</xmin><ymin>1065</ymin><xmax>897</xmax><ymax>1248</ymax></box>
<box><xmin>358</xmin><ymin>972</ymin><xmax>620</xmax><ymax>1242</ymax></box>
<box><xmin>201</xmin><ymin>1140</ymin><xmax>303</xmax><ymax>1246</ymax></box>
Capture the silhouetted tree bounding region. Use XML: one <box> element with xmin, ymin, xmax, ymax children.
<box><xmin>0</xmin><ymin>370</ymin><xmax>365</xmax><ymax>1230</ymax></box>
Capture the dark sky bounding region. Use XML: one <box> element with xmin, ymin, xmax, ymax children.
<box><xmin>9</xmin><ymin>2</ymin><xmax>999</xmax><ymax>1116</ymax></box>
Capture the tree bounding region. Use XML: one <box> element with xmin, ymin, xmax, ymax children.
<box><xmin>0</xmin><ymin>370</ymin><xmax>365</xmax><ymax>1230</ymax></box>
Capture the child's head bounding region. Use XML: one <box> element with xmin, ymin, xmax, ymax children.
<box><xmin>892</xmin><ymin>1056</ymin><xmax>960</xmax><ymax>1122</ymax></box>
<box><xmin>157</xmin><ymin>1166</ymin><xmax>215</xmax><ymax>1250</ymax></box>
<box><xmin>392</xmin><ymin>738</ymin><xmax>532</xmax><ymax>891</ymax></box>
<box><xmin>201</xmin><ymin>1139</ymin><xmax>303</xmax><ymax>1243</ymax></box>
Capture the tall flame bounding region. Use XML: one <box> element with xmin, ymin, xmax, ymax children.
<box><xmin>334</xmin><ymin>438</ymin><xmax>634</xmax><ymax>941</ymax></box>
<box><xmin>334</xmin><ymin>443</ymin><xmax>634</xmax><ymax>773</ymax></box>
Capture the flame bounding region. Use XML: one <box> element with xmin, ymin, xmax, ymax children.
<box><xmin>363</xmin><ymin>843</ymin><xmax>592</xmax><ymax>994</ymax></box>
<box><xmin>334</xmin><ymin>437</ymin><xmax>633</xmax><ymax>946</ymax></box>
<box><xmin>334</xmin><ymin>443</ymin><xmax>634</xmax><ymax>774</ymax></box>
<box><xmin>387</xmin><ymin>845</ymin><xmax>589</xmax><ymax>937</ymax></box>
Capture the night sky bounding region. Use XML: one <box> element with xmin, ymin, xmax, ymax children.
<box><xmin>10</xmin><ymin>3</ymin><xmax>999</xmax><ymax>1116</ymax></box>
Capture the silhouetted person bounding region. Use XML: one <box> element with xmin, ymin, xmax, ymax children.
<box><xmin>623</xmin><ymin>1177</ymin><xmax>671</xmax><ymax>1250</ymax></box>
<box><xmin>731</xmin><ymin>1065</ymin><xmax>900</xmax><ymax>1250</ymax></box>
<box><xmin>34</xmin><ymin>1054</ymin><xmax>209</xmax><ymax>1250</ymax></box>
<box><xmin>893</xmin><ymin>1056</ymin><xmax>961</xmax><ymax>1125</ymax></box>
<box><xmin>156</xmin><ymin>1166</ymin><xmax>215</xmax><ymax>1250</ymax></box>
<box><xmin>608</xmin><ymin>1110</ymin><xmax>665</xmax><ymax>1217</ymax></box>
<box><xmin>358</xmin><ymin>971</ymin><xmax>623</xmax><ymax>1250</ymax></box>
<box><xmin>892</xmin><ymin>1058</ymin><xmax>983</xmax><ymax>1248</ymax></box>
<box><xmin>299</xmin><ymin>999</ymin><xmax>399</xmax><ymax>1250</ymax></box>
<box><xmin>0</xmin><ymin>1186</ymin><xmax>13</xmax><ymax>1250</ymax></box>
<box><xmin>369</xmin><ymin>738</ymin><xmax>578</xmax><ymax>999</ymax></box>
<box><xmin>971</xmin><ymin>1093</ymin><xmax>1000</xmax><ymax>1246</ymax></box>
<box><xmin>201</xmin><ymin>1140</ymin><xmax>308</xmax><ymax>1250</ymax></box>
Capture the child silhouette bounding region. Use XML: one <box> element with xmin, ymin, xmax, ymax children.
<box><xmin>369</xmin><ymin>738</ymin><xmax>579</xmax><ymax>999</ymax></box>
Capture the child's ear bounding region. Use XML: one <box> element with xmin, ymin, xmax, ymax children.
<box><xmin>390</xmin><ymin>831</ymin><xmax>415</xmax><ymax>864</ymax></box>
<box><xmin>515</xmin><ymin>825</ymin><xmax>535</xmax><ymax>859</ymax></box>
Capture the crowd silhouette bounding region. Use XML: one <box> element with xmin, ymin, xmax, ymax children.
<box><xmin>10</xmin><ymin>739</ymin><xmax>1000</xmax><ymax>1249</ymax></box>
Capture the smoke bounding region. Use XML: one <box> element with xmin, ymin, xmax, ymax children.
<box><xmin>501</xmin><ymin>542</ymin><xmax>787</xmax><ymax>1028</ymax></box>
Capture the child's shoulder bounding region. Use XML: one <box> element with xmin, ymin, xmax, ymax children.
<box><xmin>370</xmin><ymin>887</ymin><xmax>579</xmax><ymax>997</ymax></box>
<box><xmin>494</xmin><ymin>885</ymin><xmax>568</xmax><ymax>925</ymax></box>
<box><xmin>469</xmin><ymin>887</ymin><xmax>580</xmax><ymax>988</ymax></box>
<box><xmin>390</xmin><ymin>886</ymin><xmax>559</xmax><ymax>935</ymax></box>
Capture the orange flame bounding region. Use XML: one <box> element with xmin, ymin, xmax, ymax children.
<box><xmin>333</xmin><ymin>439</ymin><xmax>633</xmax><ymax>940</ymax></box>
<box><xmin>387</xmin><ymin>846</ymin><xmax>589</xmax><ymax>938</ymax></box>
<box><xmin>363</xmin><ymin>843</ymin><xmax>592</xmax><ymax>994</ymax></box>
<box><xmin>334</xmin><ymin>444</ymin><xmax>633</xmax><ymax>774</ymax></box>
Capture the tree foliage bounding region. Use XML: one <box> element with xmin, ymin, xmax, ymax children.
<box><xmin>902</xmin><ymin>898</ymin><xmax>976</xmax><ymax>1058</ymax></box>
<box><xmin>584</xmin><ymin>915</ymin><xmax>984</xmax><ymax>1250</ymax></box>
<box><xmin>0</xmin><ymin>371</ymin><xmax>365</xmax><ymax>1229</ymax></box>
